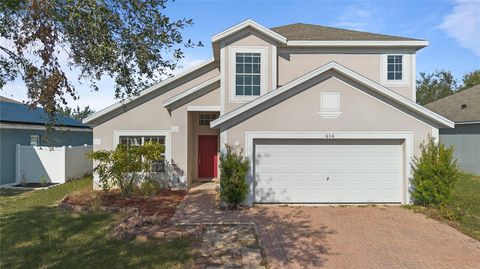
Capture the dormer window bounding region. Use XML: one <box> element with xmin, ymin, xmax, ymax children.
<box><xmin>236</xmin><ymin>53</ymin><xmax>261</xmax><ymax>96</ymax></box>
<box><xmin>387</xmin><ymin>55</ymin><xmax>403</xmax><ymax>80</ymax></box>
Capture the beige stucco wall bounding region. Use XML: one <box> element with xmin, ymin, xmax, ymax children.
<box><xmin>278</xmin><ymin>48</ymin><xmax>415</xmax><ymax>100</ymax></box>
<box><xmin>220</xmin><ymin>29</ymin><xmax>416</xmax><ymax>115</ymax></box>
<box><xmin>92</xmin><ymin>66</ymin><xmax>220</xmax><ymax>186</ymax></box>
<box><xmin>225</xmin><ymin>73</ymin><xmax>435</xmax><ymax>158</ymax></box>
<box><xmin>221</xmin><ymin>28</ymin><xmax>277</xmax><ymax>113</ymax></box>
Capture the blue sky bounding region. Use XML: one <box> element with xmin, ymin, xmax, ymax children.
<box><xmin>2</xmin><ymin>0</ymin><xmax>480</xmax><ymax>110</ymax></box>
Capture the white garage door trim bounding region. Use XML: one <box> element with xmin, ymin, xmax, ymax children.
<box><xmin>245</xmin><ymin>131</ymin><xmax>413</xmax><ymax>205</ymax></box>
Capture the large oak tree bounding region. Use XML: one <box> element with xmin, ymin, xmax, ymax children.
<box><xmin>1</xmin><ymin>0</ymin><xmax>200</xmax><ymax>122</ymax></box>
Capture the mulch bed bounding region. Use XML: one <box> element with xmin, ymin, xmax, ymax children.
<box><xmin>62</xmin><ymin>189</ymin><xmax>186</xmax><ymax>217</ymax></box>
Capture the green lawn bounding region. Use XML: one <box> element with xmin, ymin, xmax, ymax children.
<box><xmin>0</xmin><ymin>178</ymin><xmax>193</xmax><ymax>269</ymax></box>
<box><xmin>405</xmin><ymin>174</ymin><xmax>480</xmax><ymax>241</ymax></box>
<box><xmin>451</xmin><ymin>174</ymin><xmax>480</xmax><ymax>240</ymax></box>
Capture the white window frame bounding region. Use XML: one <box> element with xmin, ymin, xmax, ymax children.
<box><xmin>113</xmin><ymin>130</ymin><xmax>171</xmax><ymax>162</ymax></box>
<box><xmin>229</xmin><ymin>46</ymin><xmax>268</xmax><ymax>103</ymax></box>
<box><xmin>199</xmin><ymin>113</ymin><xmax>219</xmax><ymax>126</ymax></box>
<box><xmin>381</xmin><ymin>53</ymin><xmax>410</xmax><ymax>86</ymax></box>
<box><xmin>318</xmin><ymin>91</ymin><xmax>342</xmax><ymax>118</ymax></box>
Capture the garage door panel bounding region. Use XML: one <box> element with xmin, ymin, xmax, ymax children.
<box><xmin>254</xmin><ymin>139</ymin><xmax>403</xmax><ymax>203</ymax></box>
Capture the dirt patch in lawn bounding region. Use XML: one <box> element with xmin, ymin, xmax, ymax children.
<box><xmin>192</xmin><ymin>224</ymin><xmax>266</xmax><ymax>268</ymax></box>
<box><xmin>62</xmin><ymin>188</ymin><xmax>186</xmax><ymax>218</ymax></box>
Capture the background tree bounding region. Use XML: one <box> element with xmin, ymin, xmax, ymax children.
<box><xmin>0</xmin><ymin>0</ymin><xmax>201</xmax><ymax>124</ymax></box>
<box><xmin>458</xmin><ymin>70</ymin><xmax>480</xmax><ymax>91</ymax></box>
<box><xmin>57</xmin><ymin>105</ymin><xmax>95</xmax><ymax>120</ymax></box>
<box><xmin>416</xmin><ymin>70</ymin><xmax>457</xmax><ymax>105</ymax></box>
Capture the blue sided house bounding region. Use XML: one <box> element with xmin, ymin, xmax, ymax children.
<box><xmin>0</xmin><ymin>96</ymin><xmax>92</xmax><ymax>185</ymax></box>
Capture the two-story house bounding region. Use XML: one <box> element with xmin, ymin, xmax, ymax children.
<box><xmin>84</xmin><ymin>20</ymin><xmax>453</xmax><ymax>205</ymax></box>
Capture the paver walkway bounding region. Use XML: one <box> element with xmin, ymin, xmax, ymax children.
<box><xmin>173</xmin><ymin>183</ymin><xmax>480</xmax><ymax>269</ymax></box>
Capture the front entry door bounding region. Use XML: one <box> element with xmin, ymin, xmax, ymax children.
<box><xmin>198</xmin><ymin>135</ymin><xmax>218</xmax><ymax>178</ymax></box>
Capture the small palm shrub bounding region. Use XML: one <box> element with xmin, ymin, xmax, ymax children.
<box><xmin>410</xmin><ymin>136</ymin><xmax>460</xmax><ymax>207</ymax></box>
<box><xmin>219</xmin><ymin>145</ymin><xmax>250</xmax><ymax>208</ymax></box>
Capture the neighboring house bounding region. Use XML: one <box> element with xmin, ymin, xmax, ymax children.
<box><xmin>0</xmin><ymin>97</ymin><xmax>92</xmax><ymax>185</ymax></box>
<box><xmin>84</xmin><ymin>20</ymin><xmax>453</xmax><ymax>205</ymax></box>
<box><xmin>425</xmin><ymin>85</ymin><xmax>480</xmax><ymax>175</ymax></box>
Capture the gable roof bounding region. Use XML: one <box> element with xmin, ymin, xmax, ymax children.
<box><xmin>210</xmin><ymin>62</ymin><xmax>454</xmax><ymax>129</ymax></box>
<box><xmin>83</xmin><ymin>58</ymin><xmax>216</xmax><ymax>124</ymax></box>
<box><xmin>0</xmin><ymin>101</ymin><xmax>89</xmax><ymax>128</ymax></box>
<box><xmin>271</xmin><ymin>23</ymin><xmax>421</xmax><ymax>41</ymax></box>
<box><xmin>212</xmin><ymin>19</ymin><xmax>287</xmax><ymax>44</ymax></box>
<box><xmin>211</xmin><ymin>20</ymin><xmax>428</xmax><ymax>49</ymax></box>
<box><xmin>425</xmin><ymin>85</ymin><xmax>480</xmax><ymax>123</ymax></box>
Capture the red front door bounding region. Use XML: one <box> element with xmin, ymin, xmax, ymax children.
<box><xmin>198</xmin><ymin>135</ymin><xmax>218</xmax><ymax>178</ymax></box>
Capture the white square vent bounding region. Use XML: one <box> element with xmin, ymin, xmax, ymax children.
<box><xmin>319</xmin><ymin>92</ymin><xmax>342</xmax><ymax>118</ymax></box>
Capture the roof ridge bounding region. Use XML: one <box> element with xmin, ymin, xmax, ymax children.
<box><xmin>270</xmin><ymin>22</ymin><xmax>423</xmax><ymax>41</ymax></box>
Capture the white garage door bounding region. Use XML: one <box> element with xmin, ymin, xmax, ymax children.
<box><xmin>254</xmin><ymin>139</ymin><xmax>403</xmax><ymax>203</ymax></box>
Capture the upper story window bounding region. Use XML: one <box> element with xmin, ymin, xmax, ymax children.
<box><xmin>387</xmin><ymin>55</ymin><xmax>403</xmax><ymax>80</ymax></box>
<box><xmin>235</xmin><ymin>53</ymin><xmax>261</xmax><ymax>96</ymax></box>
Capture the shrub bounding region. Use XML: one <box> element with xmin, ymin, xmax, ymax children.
<box><xmin>137</xmin><ymin>179</ymin><xmax>161</xmax><ymax>197</ymax></box>
<box><xmin>89</xmin><ymin>141</ymin><xmax>164</xmax><ymax>197</ymax></box>
<box><xmin>219</xmin><ymin>145</ymin><xmax>250</xmax><ymax>208</ymax></box>
<box><xmin>438</xmin><ymin>200</ymin><xmax>464</xmax><ymax>221</ymax></box>
<box><xmin>410</xmin><ymin>136</ymin><xmax>460</xmax><ymax>207</ymax></box>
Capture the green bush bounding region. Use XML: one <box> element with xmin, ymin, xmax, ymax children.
<box><xmin>137</xmin><ymin>179</ymin><xmax>161</xmax><ymax>197</ymax></box>
<box><xmin>410</xmin><ymin>136</ymin><xmax>460</xmax><ymax>207</ymax></box>
<box><xmin>89</xmin><ymin>141</ymin><xmax>164</xmax><ymax>197</ymax></box>
<box><xmin>438</xmin><ymin>200</ymin><xmax>464</xmax><ymax>221</ymax></box>
<box><xmin>219</xmin><ymin>145</ymin><xmax>250</xmax><ymax>208</ymax></box>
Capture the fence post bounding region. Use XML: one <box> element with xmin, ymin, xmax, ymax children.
<box><xmin>15</xmin><ymin>144</ymin><xmax>20</xmax><ymax>183</ymax></box>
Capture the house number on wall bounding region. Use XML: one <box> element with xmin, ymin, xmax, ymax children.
<box><xmin>325</xmin><ymin>134</ymin><xmax>335</xmax><ymax>139</ymax></box>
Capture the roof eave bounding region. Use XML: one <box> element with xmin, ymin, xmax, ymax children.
<box><xmin>162</xmin><ymin>75</ymin><xmax>220</xmax><ymax>109</ymax></box>
<box><xmin>211</xmin><ymin>61</ymin><xmax>453</xmax><ymax>129</ymax></box>
<box><xmin>285</xmin><ymin>40</ymin><xmax>429</xmax><ymax>48</ymax></box>
<box><xmin>83</xmin><ymin>58</ymin><xmax>216</xmax><ymax>124</ymax></box>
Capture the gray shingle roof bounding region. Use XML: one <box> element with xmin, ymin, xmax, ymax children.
<box><xmin>425</xmin><ymin>85</ymin><xmax>480</xmax><ymax>123</ymax></box>
<box><xmin>271</xmin><ymin>23</ymin><xmax>422</xmax><ymax>41</ymax></box>
<box><xmin>0</xmin><ymin>100</ymin><xmax>90</xmax><ymax>128</ymax></box>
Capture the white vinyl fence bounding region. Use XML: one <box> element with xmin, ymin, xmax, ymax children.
<box><xmin>16</xmin><ymin>145</ymin><xmax>93</xmax><ymax>184</ymax></box>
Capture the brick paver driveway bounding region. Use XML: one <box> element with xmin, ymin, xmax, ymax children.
<box><xmin>173</xmin><ymin>183</ymin><xmax>480</xmax><ymax>268</ymax></box>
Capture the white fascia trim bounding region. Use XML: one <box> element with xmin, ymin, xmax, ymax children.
<box><xmin>455</xmin><ymin>121</ymin><xmax>480</xmax><ymax>125</ymax></box>
<box><xmin>162</xmin><ymin>75</ymin><xmax>220</xmax><ymax>108</ymax></box>
<box><xmin>244</xmin><ymin>131</ymin><xmax>414</xmax><ymax>205</ymax></box>
<box><xmin>187</xmin><ymin>106</ymin><xmax>220</xmax><ymax>112</ymax></box>
<box><xmin>210</xmin><ymin>61</ymin><xmax>454</xmax><ymax>128</ymax></box>
<box><xmin>113</xmin><ymin>130</ymin><xmax>172</xmax><ymax>162</ymax></box>
<box><xmin>287</xmin><ymin>40</ymin><xmax>429</xmax><ymax>48</ymax></box>
<box><xmin>212</xmin><ymin>19</ymin><xmax>287</xmax><ymax>44</ymax></box>
<box><xmin>0</xmin><ymin>122</ymin><xmax>92</xmax><ymax>132</ymax></box>
<box><xmin>83</xmin><ymin>58</ymin><xmax>216</xmax><ymax>124</ymax></box>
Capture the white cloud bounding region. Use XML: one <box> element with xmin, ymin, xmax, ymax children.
<box><xmin>440</xmin><ymin>0</ymin><xmax>480</xmax><ymax>56</ymax></box>
<box><xmin>334</xmin><ymin>3</ymin><xmax>384</xmax><ymax>32</ymax></box>
<box><xmin>172</xmin><ymin>58</ymin><xmax>207</xmax><ymax>75</ymax></box>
